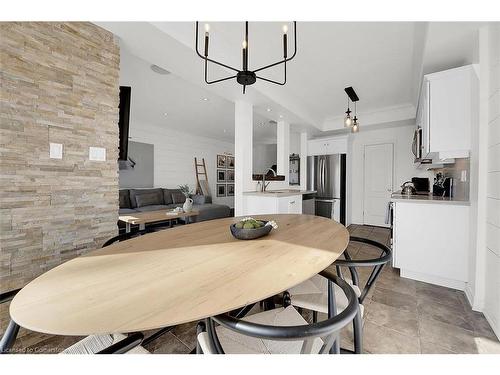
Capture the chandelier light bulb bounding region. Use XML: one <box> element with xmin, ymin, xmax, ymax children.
<box><xmin>204</xmin><ymin>24</ymin><xmax>210</xmax><ymax>33</ymax></box>
<box><xmin>282</xmin><ymin>24</ymin><xmax>288</xmax><ymax>34</ymax></box>
<box><xmin>351</xmin><ymin>117</ymin><xmax>359</xmax><ymax>133</ymax></box>
<box><xmin>344</xmin><ymin>115</ymin><xmax>352</xmax><ymax>127</ymax></box>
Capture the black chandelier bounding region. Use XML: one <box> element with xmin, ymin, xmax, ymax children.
<box><xmin>195</xmin><ymin>21</ymin><xmax>297</xmax><ymax>94</ymax></box>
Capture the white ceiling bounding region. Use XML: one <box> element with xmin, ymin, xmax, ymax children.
<box><xmin>100</xmin><ymin>21</ymin><xmax>483</xmax><ymax>141</ymax></box>
<box><xmin>120</xmin><ymin>47</ymin><xmax>274</xmax><ymax>143</ymax></box>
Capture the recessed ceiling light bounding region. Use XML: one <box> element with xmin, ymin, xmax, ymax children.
<box><xmin>163</xmin><ymin>112</ymin><xmax>168</xmax><ymax>116</ymax></box>
<box><xmin>202</xmin><ymin>97</ymin><xmax>209</xmax><ymax>101</ymax></box>
<box><xmin>266</xmin><ymin>108</ymin><xmax>272</xmax><ymax>112</ymax></box>
<box><xmin>279</xmin><ymin>115</ymin><xmax>283</xmax><ymax>118</ymax></box>
<box><xmin>150</xmin><ymin>64</ymin><xmax>171</xmax><ymax>75</ymax></box>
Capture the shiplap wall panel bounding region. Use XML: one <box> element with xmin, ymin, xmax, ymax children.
<box><xmin>484</xmin><ymin>22</ymin><xmax>500</xmax><ymax>338</ymax></box>
<box><xmin>127</xmin><ymin>120</ymin><xmax>235</xmax><ymax>207</ymax></box>
<box><xmin>0</xmin><ymin>23</ymin><xmax>119</xmax><ymax>298</ymax></box>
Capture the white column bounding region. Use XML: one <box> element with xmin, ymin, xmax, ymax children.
<box><xmin>300</xmin><ymin>132</ymin><xmax>308</xmax><ymax>190</ymax></box>
<box><xmin>234</xmin><ymin>101</ymin><xmax>253</xmax><ymax>216</ymax></box>
<box><xmin>276</xmin><ymin>120</ymin><xmax>290</xmax><ymax>185</ymax></box>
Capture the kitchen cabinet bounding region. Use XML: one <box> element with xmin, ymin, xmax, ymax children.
<box><xmin>307</xmin><ymin>136</ymin><xmax>348</xmax><ymax>156</ymax></box>
<box><xmin>278</xmin><ymin>195</ymin><xmax>302</xmax><ymax>214</ymax></box>
<box><xmin>416</xmin><ymin>65</ymin><xmax>478</xmax><ymax>161</ymax></box>
<box><xmin>392</xmin><ymin>200</ymin><xmax>469</xmax><ymax>290</ymax></box>
<box><xmin>243</xmin><ymin>193</ymin><xmax>303</xmax><ymax>215</ymax></box>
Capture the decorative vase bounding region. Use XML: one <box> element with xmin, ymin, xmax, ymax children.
<box><xmin>183</xmin><ymin>197</ymin><xmax>193</xmax><ymax>213</ymax></box>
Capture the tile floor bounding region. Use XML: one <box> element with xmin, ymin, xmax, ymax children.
<box><xmin>5</xmin><ymin>224</ymin><xmax>500</xmax><ymax>354</ymax></box>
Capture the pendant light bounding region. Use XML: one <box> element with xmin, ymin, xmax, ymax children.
<box><xmin>195</xmin><ymin>21</ymin><xmax>297</xmax><ymax>94</ymax></box>
<box><xmin>344</xmin><ymin>98</ymin><xmax>352</xmax><ymax>128</ymax></box>
<box><xmin>351</xmin><ymin>101</ymin><xmax>359</xmax><ymax>133</ymax></box>
<box><xmin>344</xmin><ymin>86</ymin><xmax>360</xmax><ymax>133</ymax></box>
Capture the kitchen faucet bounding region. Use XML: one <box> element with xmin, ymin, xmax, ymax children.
<box><xmin>261</xmin><ymin>168</ymin><xmax>277</xmax><ymax>192</ymax></box>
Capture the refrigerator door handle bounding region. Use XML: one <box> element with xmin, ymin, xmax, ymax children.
<box><xmin>321</xmin><ymin>156</ymin><xmax>326</xmax><ymax>195</ymax></box>
<box><xmin>318</xmin><ymin>157</ymin><xmax>322</xmax><ymax>195</ymax></box>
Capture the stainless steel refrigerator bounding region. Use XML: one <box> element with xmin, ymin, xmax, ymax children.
<box><xmin>307</xmin><ymin>154</ymin><xmax>346</xmax><ymax>224</ymax></box>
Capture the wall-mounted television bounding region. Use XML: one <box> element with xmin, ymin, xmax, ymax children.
<box><xmin>118</xmin><ymin>86</ymin><xmax>131</xmax><ymax>161</ymax></box>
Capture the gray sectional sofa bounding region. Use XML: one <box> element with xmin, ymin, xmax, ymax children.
<box><xmin>119</xmin><ymin>188</ymin><xmax>231</xmax><ymax>224</ymax></box>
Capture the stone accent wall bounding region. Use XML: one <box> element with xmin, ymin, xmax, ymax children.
<box><xmin>0</xmin><ymin>22</ymin><xmax>120</xmax><ymax>302</ymax></box>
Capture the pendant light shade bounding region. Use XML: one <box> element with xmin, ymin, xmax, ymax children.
<box><xmin>351</xmin><ymin>101</ymin><xmax>360</xmax><ymax>133</ymax></box>
<box><xmin>344</xmin><ymin>112</ymin><xmax>352</xmax><ymax>127</ymax></box>
<box><xmin>344</xmin><ymin>99</ymin><xmax>352</xmax><ymax>127</ymax></box>
<box><xmin>351</xmin><ymin>117</ymin><xmax>359</xmax><ymax>133</ymax></box>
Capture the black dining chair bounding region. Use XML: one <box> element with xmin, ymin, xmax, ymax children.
<box><xmin>196</xmin><ymin>271</ymin><xmax>359</xmax><ymax>354</ymax></box>
<box><xmin>287</xmin><ymin>236</ymin><xmax>392</xmax><ymax>354</ymax></box>
<box><xmin>101</xmin><ymin>229</ymin><xmax>149</xmax><ymax>248</ymax></box>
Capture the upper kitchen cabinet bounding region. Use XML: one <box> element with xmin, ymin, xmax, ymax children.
<box><xmin>307</xmin><ymin>135</ymin><xmax>348</xmax><ymax>156</ymax></box>
<box><xmin>418</xmin><ymin>65</ymin><xmax>478</xmax><ymax>161</ymax></box>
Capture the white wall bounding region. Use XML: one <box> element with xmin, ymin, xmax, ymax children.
<box><xmin>127</xmin><ymin>119</ymin><xmax>235</xmax><ymax>207</ymax></box>
<box><xmin>348</xmin><ymin>124</ymin><xmax>432</xmax><ymax>225</ymax></box>
<box><xmin>253</xmin><ymin>144</ymin><xmax>277</xmax><ymax>174</ymax></box>
<box><xmin>483</xmin><ymin>23</ymin><xmax>500</xmax><ymax>338</ymax></box>
<box><xmin>290</xmin><ymin>132</ymin><xmax>300</xmax><ymax>155</ymax></box>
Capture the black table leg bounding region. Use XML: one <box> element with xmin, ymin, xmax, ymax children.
<box><xmin>0</xmin><ymin>320</ymin><xmax>20</xmax><ymax>354</ymax></box>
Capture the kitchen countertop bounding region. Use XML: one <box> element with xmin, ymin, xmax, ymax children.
<box><xmin>243</xmin><ymin>190</ymin><xmax>316</xmax><ymax>198</ymax></box>
<box><xmin>390</xmin><ymin>192</ymin><xmax>470</xmax><ymax>206</ymax></box>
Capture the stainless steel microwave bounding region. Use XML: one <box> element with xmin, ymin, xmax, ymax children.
<box><xmin>412</xmin><ymin>127</ymin><xmax>422</xmax><ymax>162</ymax></box>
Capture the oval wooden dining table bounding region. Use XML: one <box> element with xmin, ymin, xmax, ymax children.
<box><xmin>9</xmin><ymin>214</ymin><xmax>349</xmax><ymax>336</ymax></box>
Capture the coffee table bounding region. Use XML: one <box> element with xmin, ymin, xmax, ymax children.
<box><xmin>119</xmin><ymin>209</ymin><xmax>199</xmax><ymax>233</ymax></box>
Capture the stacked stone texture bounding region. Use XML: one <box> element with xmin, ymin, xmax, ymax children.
<box><xmin>0</xmin><ymin>22</ymin><xmax>120</xmax><ymax>334</ymax></box>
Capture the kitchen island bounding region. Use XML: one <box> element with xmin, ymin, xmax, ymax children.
<box><xmin>391</xmin><ymin>195</ymin><xmax>470</xmax><ymax>291</ymax></box>
<box><xmin>242</xmin><ymin>190</ymin><xmax>316</xmax><ymax>216</ymax></box>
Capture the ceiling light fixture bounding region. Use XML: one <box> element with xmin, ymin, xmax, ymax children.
<box><xmin>351</xmin><ymin>102</ymin><xmax>359</xmax><ymax>133</ymax></box>
<box><xmin>195</xmin><ymin>21</ymin><xmax>297</xmax><ymax>94</ymax></box>
<box><xmin>202</xmin><ymin>97</ymin><xmax>209</xmax><ymax>101</ymax></box>
<box><xmin>266</xmin><ymin>108</ymin><xmax>272</xmax><ymax>112</ymax></box>
<box><xmin>344</xmin><ymin>86</ymin><xmax>360</xmax><ymax>133</ymax></box>
<box><xmin>344</xmin><ymin>98</ymin><xmax>352</xmax><ymax>128</ymax></box>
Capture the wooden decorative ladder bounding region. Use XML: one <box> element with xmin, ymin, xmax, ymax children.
<box><xmin>194</xmin><ymin>157</ymin><xmax>210</xmax><ymax>196</ymax></box>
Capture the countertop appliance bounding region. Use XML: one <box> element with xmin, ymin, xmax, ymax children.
<box><xmin>411</xmin><ymin>177</ymin><xmax>430</xmax><ymax>193</ymax></box>
<box><xmin>412</xmin><ymin>127</ymin><xmax>422</xmax><ymax>162</ymax></box>
<box><xmin>401</xmin><ymin>181</ymin><xmax>417</xmax><ymax>195</ymax></box>
<box><xmin>307</xmin><ymin>154</ymin><xmax>346</xmax><ymax>224</ymax></box>
<box><xmin>433</xmin><ymin>173</ymin><xmax>453</xmax><ymax>197</ymax></box>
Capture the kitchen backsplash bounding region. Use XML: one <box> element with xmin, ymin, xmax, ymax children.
<box><xmin>434</xmin><ymin>158</ymin><xmax>470</xmax><ymax>201</ymax></box>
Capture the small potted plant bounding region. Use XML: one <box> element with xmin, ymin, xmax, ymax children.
<box><xmin>179</xmin><ymin>184</ymin><xmax>194</xmax><ymax>212</ymax></box>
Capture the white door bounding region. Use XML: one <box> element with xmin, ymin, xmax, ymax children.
<box><xmin>363</xmin><ymin>143</ymin><xmax>394</xmax><ymax>227</ymax></box>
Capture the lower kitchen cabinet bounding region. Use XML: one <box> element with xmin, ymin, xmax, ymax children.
<box><xmin>243</xmin><ymin>194</ymin><xmax>303</xmax><ymax>215</ymax></box>
<box><xmin>392</xmin><ymin>201</ymin><xmax>470</xmax><ymax>290</ymax></box>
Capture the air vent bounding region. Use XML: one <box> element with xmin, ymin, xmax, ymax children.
<box><xmin>150</xmin><ymin>64</ymin><xmax>171</xmax><ymax>75</ymax></box>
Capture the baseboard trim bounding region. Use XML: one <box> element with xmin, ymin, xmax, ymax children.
<box><xmin>483</xmin><ymin>309</ymin><xmax>500</xmax><ymax>340</ymax></box>
<box><xmin>464</xmin><ymin>284</ymin><xmax>475</xmax><ymax>308</ymax></box>
<box><xmin>400</xmin><ymin>269</ymin><xmax>466</xmax><ymax>291</ymax></box>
